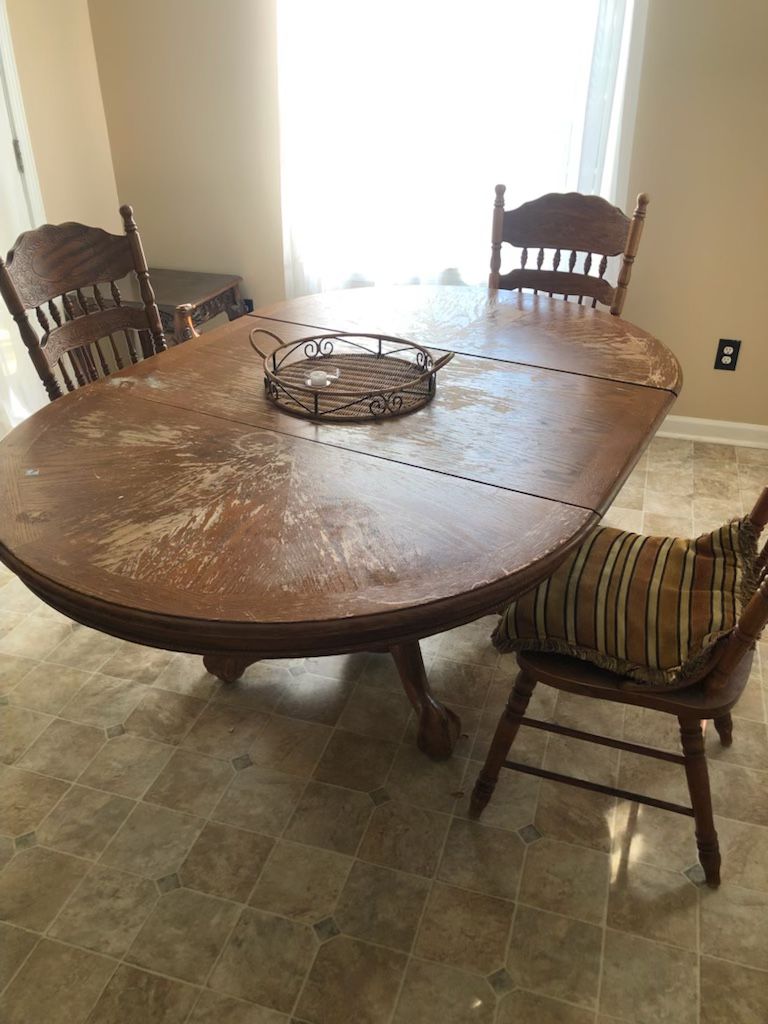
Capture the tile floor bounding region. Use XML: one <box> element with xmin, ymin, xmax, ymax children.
<box><xmin>0</xmin><ymin>437</ymin><xmax>767</xmax><ymax>1023</ymax></box>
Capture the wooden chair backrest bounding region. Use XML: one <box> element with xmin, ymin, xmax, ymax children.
<box><xmin>704</xmin><ymin>486</ymin><xmax>768</xmax><ymax>696</ymax></box>
<box><xmin>489</xmin><ymin>186</ymin><xmax>649</xmax><ymax>316</ymax></box>
<box><xmin>0</xmin><ymin>205</ymin><xmax>166</xmax><ymax>401</ymax></box>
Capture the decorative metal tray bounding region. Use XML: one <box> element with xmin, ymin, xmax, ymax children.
<box><xmin>250</xmin><ymin>328</ymin><xmax>454</xmax><ymax>422</ymax></box>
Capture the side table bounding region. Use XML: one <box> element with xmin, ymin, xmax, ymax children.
<box><xmin>147</xmin><ymin>269</ymin><xmax>247</xmax><ymax>339</ymax></box>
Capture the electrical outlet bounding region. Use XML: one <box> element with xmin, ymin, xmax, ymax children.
<box><xmin>714</xmin><ymin>338</ymin><xmax>740</xmax><ymax>371</ymax></box>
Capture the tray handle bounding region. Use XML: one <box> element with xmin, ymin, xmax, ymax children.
<box><xmin>431</xmin><ymin>351</ymin><xmax>455</xmax><ymax>372</ymax></box>
<box><xmin>249</xmin><ymin>327</ymin><xmax>286</xmax><ymax>359</ymax></box>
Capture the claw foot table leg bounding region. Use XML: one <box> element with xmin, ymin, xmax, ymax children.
<box><xmin>390</xmin><ymin>640</ymin><xmax>461</xmax><ymax>760</ymax></box>
<box><xmin>203</xmin><ymin>653</ymin><xmax>258</xmax><ymax>684</ymax></box>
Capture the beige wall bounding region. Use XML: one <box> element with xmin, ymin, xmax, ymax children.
<box><xmin>7</xmin><ymin>0</ymin><xmax>120</xmax><ymax>229</ymax></box>
<box><xmin>623</xmin><ymin>0</ymin><xmax>768</xmax><ymax>424</ymax></box>
<box><xmin>88</xmin><ymin>0</ymin><xmax>284</xmax><ymax>307</ymax></box>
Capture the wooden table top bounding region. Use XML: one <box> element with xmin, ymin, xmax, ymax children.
<box><xmin>0</xmin><ymin>286</ymin><xmax>679</xmax><ymax>657</ymax></box>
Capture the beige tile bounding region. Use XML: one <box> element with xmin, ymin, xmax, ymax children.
<box><xmin>427</xmin><ymin>657</ymin><xmax>494</xmax><ymax>708</ymax></box>
<box><xmin>98</xmin><ymin>640</ymin><xmax>173</xmax><ymax>684</ymax></box>
<box><xmin>127</xmin><ymin>887</ymin><xmax>240</xmax><ymax>983</ymax></box>
<box><xmin>507</xmin><ymin>904</ymin><xmax>602</xmax><ymax>1009</ymax></box>
<box><xmin>212</xmin><ymin>662</ymin><xmax>295</xmax><ymax>713</ymax></box>
<box><xmin>213</xmin><ymin>765</ymin><xmax>305</xmax><ymax>836</ymax></box>
<box><xmin>615</xmin><ymin>469</ymin><xmax>646</xmax><ymax>509</ymax></box>
<box><xmin>430</xmin><ymin>617</ymin><xmax>500</xmax><ymax>667</ymax></box>
<box><xmin>248</xmin><ymin>714</ymin><xmax>331</xmax><ymax>777</ymax></box>
<box><xmin>612</xmin><ymin>800</ymin><xmax>697</xmax><ymax>874</ymax></box>
<box><xmin>715</xmin><ymin>817</ymin><xmax>768</xmax><ymax>892</ymax></box>
<box><xmin>144</xmin><ymin>749</ymin><xmax>233</xmax><ymax>816</ymax></box>
<box><xmin>284</xmin><ymin>780</ymin><xmax>373</xmax><ymax>854</ymax></box>
<box><xmin>0</xmin><ymin>704</ymin><xmax>50</xmax><ymax>764</ymax></box>
<box><xmin>210</xmin><ymin>908</ymin><xmax>315</xmax><ymax>1012</ymax></box>
<box><xmin>701</xmin><ymin>882</ymin><xmax>768</xmax><ymax>970</ymax></box>
<box><xmin>608</xmin><ymin>861</ymin><xmax>698</xmax><ymax>949</ymax></box>
<box><xmin>335</xmin><ymin>861</ymin><xmax>429</xmax><ymax>951</ymax></box>
<box><xmin>617</xmin><ymin>750</ymin><xmax>689</xmax><ymax>808</ymax></box>
<box><xmin>0</xmin><ymin>611</ymin><xmax>75</xmax><ymax>659</ymax></box>
<box><xmin>519</xmin><ymin>838</ymin><xmax>609</xmax><ymax>924</ymax></box>
<box><xmin>602</xmin><ymin>507</ymin><xmax>644</xmax><ymax>532</ymax></box>
<box><xmin>188</xmin><ymin>990</ymin><xmax>288</xmax><ymax>1023</ymax></box>
<box><xmin>301</xmin><ymin>652</ymin><xmax>368</xmax><ymax>682</ymax></box>
<box><xmin>17</xmin><ymin>718</ymin><xmax>104</xmax><ymax>781</ymax></box>
<box><xmin>297</xmin><ymin>934</ymin><xmax>406</xmax><ymax>1024</ymax></box>
<box><xmin>337</xmin><ymin>682</ymin><xmax>411</xmax><ymax>740</ymax></box>
<box><xmin>0</xmin><ymin>835</ymin><xmax>12</xmax><ymax>870</ymax></box>
<box><xmin>59</xmin><ymin>673</ymin><xmax>147</xmax><ymax>728</ymax></box>
<box><xmin>0</xmin><ymin>764</ymin><xmax>69</xmax><ymax>835</ymax></box>
<box><xmin>124</xmin><ymin>688</ymin><xmax>206</xmax><ymax>744</ymax></box>
<box><xmin>0</xmin><ymin>922</ymin><xmax>37</xmax><ymax>989</ymax></box>
<box><xmin>437</xmin><ymin>818</ymin><xmax>524</xmax><ymax>900</ymax></box>
<box><xmin>554</xmin><ymin>690</ymin><xmax>626</xmax><ymax>734</ymax></box>
<box><xmin>100</xmin><ymin>802</ymin><xmax>204</xmax><ymax>879</ymax></box>
<box><xmin>84</xmin><ymin>963</ymin><xmax>197</xmax><ymax>1023</ymax></box>
<box><xmin>359</xmin><ymin>651</ymin><xmax>409</xmax><ymax>692</ymax></box>
<box><xmin>36</xmin><ymin>784</ymin><xmax>133</xmax><ymax>858</ymax></box>
<box><xmin>393</xmin><ymin>959</ymin><xmax>495</xmax><ymax>1024</ymax></box>
<box><xmin>454</xmin><ymin>760</ymin><xmax>539</xmax><ymax>832</ymax></box>
<box><xmin>706</xmin><ymin>717</ymin><xmax>768</xmax><ymax>771</ymax></box>
<box><xmin>312</xmin><ymin>729</ymin><xmax>397</xmax><ymax>792</ymax></box>
<box><xmin>0</xmin><ymin>939</ymin><xmax>114</xmax><ymax>1024</ymax></box>
<box><xmin>708</xmin><ymin>761</ymin><xmax>768</xmax><ymax>827</ymax></box>
<box><xmin>180</xmin><ymin>821</ymin><xmax>273</xmax><ymax>902</ymax></box>
<box><xmin>535</xmin><ymin>779</ymin><xmax>615</xmax><ymax>852</ymax></box>
<box><xmin>642</xmin><ymin>513</ymin><xmax>693</xmax><ymax>538</ymax></box>
<box><xmin>600</xmin><ymin>929</ymin><xmax>697</xmax><ymax>1024</ymax></box>
<box><xmin>385</xmin><ymin>743</ymin><xmax>466</xmax><ymax>812</ymax></box>
<box><xmin>471</xmin><ymin>709</ymin><xmax>548</xmax><ymax>768</ymax></box>
<box><xmin>49</xmin><ymin>864</ymin><xmax>157</xmax><ymax>956</ymax></box>
<box><xmin>0</xmin><ymin>653</ymin><xmax>36</xmax><ymax>695</ymax></box>
<box><xmin>700</xmin><ymin>955</ymin><xmax>768</xmax><ymax>1024</ymax></box>
<box><xmin>44</xmin><ymin>626</ymin><xmax>122</xmax><ymax>672</ymax></box>
<box><xmin>0</xmin><ymin>577</ymin><xmax>43</xmax><ymax>615</ymax></box>
<box><xmin>647</xmin><ymin>437</ymin><xmax>692</xmax><ymax>468</ymax></box>
<box><xmin>497</xmin><ymin>990</ymin><xmax>594</xmax><ymax>1024</ymax></box>
<box><xmin>274</xmin><ymin>670</ymin><xmax>356</xmax><ymax>724</ymax></box>
<box><xmin>182</xmin><ymin>703</ymin><xmax>269</xmax><ymax>759</ymax></box>
<box><xmin>0</xmin><ymin>846</ymin><xmax>88</xmax><ymax>930</ymax></box>
<box><xmin>623</xmin><ymin>706</ymin><xmax>680</xmax><ymax>751</ymax></box>
<box><xmin>544</xmin><ymin>733</ymin><xmax>619</xmax><ymax>786</ymax></box>
<box><xmin>414</xmin><ymin>881</ymin><xmax>513</xmax><ymax>974</ymax></box>
<box><xmin>6</xmin><ymin>664</ymin><xmax>92</xmax><ymax>714</ymax></box>
<box><xmin>248</xmin><ymin>839</ymin><xmax>350</xmax><ymax>922</ymax></box>
<box><xmin>358</xmin><ymin>800</ymin><xmax>450</xmax><ymax>877</ymax></box>
<box><xmin>152</xmin><ymin>652</ymin><xmax>219</xmax><ymax>699</ymax></box>
<box><xmin>78</xmin><ymin>732</ymin><xmax>173</xmax><ymax>798</ymax></box>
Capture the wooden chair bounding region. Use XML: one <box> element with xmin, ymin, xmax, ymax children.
<box><xmin>489</xmin><ymin>186</ymin><xmax>649</xmax><ymax>316</ymax></box>
<box><xmin>471</xmin><ymin>488</ymin><xmax>768</xmax><ymax>887</ymax></box>
<box><xmin>0</xmin><ymin>205</ymin><xmax>167</xmax><ymax>401</ymax></box>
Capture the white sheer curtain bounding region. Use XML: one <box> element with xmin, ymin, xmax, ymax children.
<box><xmin>277</xmin><ymin>0</ymin><xmax>635</xmax><ymax>298</ymax></box>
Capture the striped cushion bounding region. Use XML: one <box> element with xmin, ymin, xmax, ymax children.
<box><xmin>493</xmin><ymin>518</ymin><xmax>759</xmax><ymax>688</ymax></box>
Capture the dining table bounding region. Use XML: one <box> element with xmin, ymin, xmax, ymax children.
<box><xmin>0</xmin><ymin>285</ymin><xmax>680</xmax><ymax>760</ymax></box>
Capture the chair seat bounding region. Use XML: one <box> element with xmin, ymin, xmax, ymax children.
<box><xmin>517</xmin><ymin>648</ymin><xmax>753</xmax><ymax>717</ymax></box>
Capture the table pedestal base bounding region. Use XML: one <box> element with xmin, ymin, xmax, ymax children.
<box><xmin>389</xmin><ymin>641</ymin><xmax>461</xmax><ymax>760</ymax></box>
<box><xmin>202</xmin><ymin>640</ymin><xmax>461</xmax><ymax>759</ymax></box>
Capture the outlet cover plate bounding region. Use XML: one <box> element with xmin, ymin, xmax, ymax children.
<box><xmin>714</xmin><ymin>338</ymin><xmax>741</xmax><ymax>371</ymax></box>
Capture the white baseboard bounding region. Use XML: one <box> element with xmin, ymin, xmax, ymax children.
<box><xmin>656</xmin><ymin>415</ymin><xmax>768</xmax><ymax>449</ymax></box>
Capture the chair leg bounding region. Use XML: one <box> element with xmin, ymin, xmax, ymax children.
<box><xmin>679</xmin><ymin>716</ymin><xmax>721</xmax><ymax>887</ymax></box>
<box><xmin>470</xmin><ymin>668</ymin><xmax>536</xmax><ymax>819</ymax></box>
<box><xmin>713</xmin><ymin>712</ymin><xmax>733</xmax><ymax>747</ymax></box>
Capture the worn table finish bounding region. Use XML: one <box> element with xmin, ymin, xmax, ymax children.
<box><xmin>0</xmin><ymin>286</ymin><xmax>680</xmax><ymax>759</ymax></box>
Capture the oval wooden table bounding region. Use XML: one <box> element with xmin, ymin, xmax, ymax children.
<box><xmin>0</xmin><ymin>286</ymin><xmax>680</xmax><ymax>759</ymax></box>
